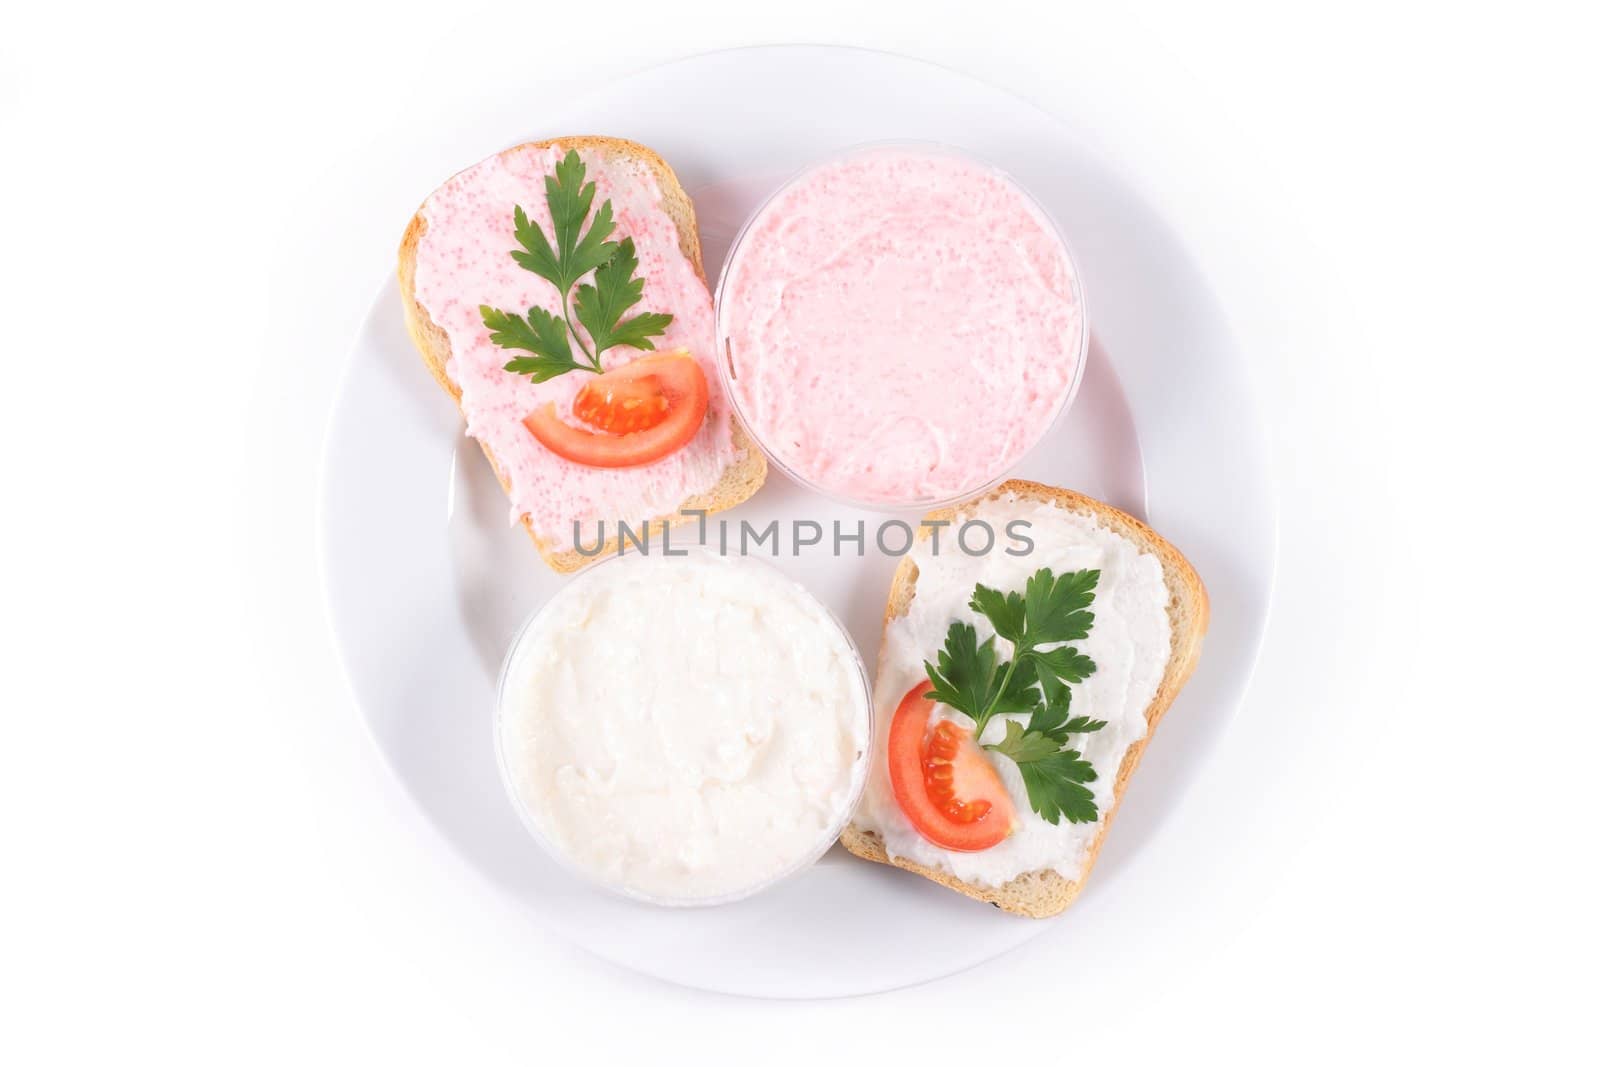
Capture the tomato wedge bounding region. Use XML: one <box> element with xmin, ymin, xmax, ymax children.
<box><xmin>523</xmin><ymin>350</ymin><xmax>709</xmax><ymax>468</ymax></box>
<box><xmin>887</xmin><ymin>681</ymin><xmax>1017</xmax><ymax>852</ymax></box>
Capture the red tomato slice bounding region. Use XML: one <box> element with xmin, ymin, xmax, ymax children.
<box><xmin>523</xmin><ymin>350</ymin><xmax>709</xmax><ymax>469</ymax></box>
<box><xmin>886</xmin><ymin>681</ymin><xmax>1017</xmax><ymax>852</ymax></box>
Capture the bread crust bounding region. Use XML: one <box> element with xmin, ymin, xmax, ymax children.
<box><xmin>838</xmin><ymin>479</ymin><xmax>1210</xmax><ymax>918</ymax></box>
<box><xmin>397</xmin><ymin>135</ymin><xmax>766</xmax><ymax>572</ymax></box>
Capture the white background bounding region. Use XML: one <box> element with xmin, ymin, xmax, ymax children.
<box><xmin>3</xmin><ymin>1</ymin><xmax>1595</xmax><ymax>1062</ymax></box>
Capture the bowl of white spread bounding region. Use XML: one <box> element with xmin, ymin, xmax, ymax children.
<box><xmin>714</xmin><ymin>141</ymin><xmax>1089</xmax><ymax>511</ymax></box>
<box><xmin>494</xmin><ymin>550</ymin><xmax>873</xmax><ymax>906</ymax></box>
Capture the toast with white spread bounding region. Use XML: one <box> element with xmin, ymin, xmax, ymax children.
<box><xmin>840</xmin><ymin>480</ymin><xmax>1208</xmax><ymax>917</ymax></box>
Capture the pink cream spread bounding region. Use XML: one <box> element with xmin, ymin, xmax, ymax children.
<box><xmin>718</xmin><ymin>146</ymin><xmax>1084</xmax><ymax>505</ymax></box>
<box><xmin>412</xmin><ymin>145</ymin><xmax>737</xmax><ymax>538</ymax></box>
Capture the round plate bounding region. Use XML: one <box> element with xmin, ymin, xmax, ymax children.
<box><xmin>320</xmin><ymin>45</ymin><xmax>1275</xmax><ymax>998</ymax></box>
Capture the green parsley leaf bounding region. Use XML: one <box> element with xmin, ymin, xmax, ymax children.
<box><xmin>1059</xmin><ymin>716</ymin><xmax>1108</xmax><ymax>734</ymax></box>
<box><xmin>968</xmin><ymin>583</ymin><xmax>1026</xmax><ymax>643</ymax></box>
<box><xmin>984</xmin><ymin>720</ymin><xmax>1099</xmax><ymax>825</ymax></box>
<box><xmin>990</xmin><ymin>693</ymin><xmax>1105</xmax><ymax>822</ymax></box>
<box><xmin>1027</xmin><ymin>643</ymin><xmax>1098</xmax><ymax>706</ymax></box>
<box><xmin>574</xmin><ymin>237</ymin><xmax>673</xmax><ymax>357</ymax></box>
<box><xmin>1028</xmin><ymin>643</ymin><xmax>1097</xmax><ymax>685</ymax></box>
<box><xmin>984</xmin><ymin>719</ymin><xmax>1062</xmax><ymax>763</ymax></box>
<box><xmin>924</xmin><ymin>622</ymin><xmax>1002</xmax><ymax>726</ymax></box>
<box><xmin>602</xmin><ymin>311</ymin><xmax>674</xmax><ymax>354</ymax></box>
<box><xmin>479</xmin><ymin>305</ymin><xmax>586</xmax><ymax>382</ymax></box>
<box><xmin>483</xmin><ymin>149</ymin><xmax>675</xmax><ymax>382</ymax></box>
<box><xmin>1029</xmin><ymin>694</ymin><xmax>1107</xmax><ymax>743</ymax></box>
<box><xmin>509</xmin><ymin>204</ymin><xmax>562</xmax><ymax>289</ymax></box>
<box><xmin>993</xmin><ymin>654</ymin><xmax>1045</xmax><ymax>719</ymax></box>
<box><xmin>925</xmin><ymin>567</ymin><xmax>1108</xmax><ymax>824</ymax></box>
<box><xmin>1019</xmin><ymin>753</ymin><xmax>1099</xmax><ymax>825</ymax></box>
<box><xmin>542</xmin><ymin>150</ymin><xmax>618</xmax><ymax>290</ymax></box>
<box><xmin>1021</xmin><ymin>567</ymin><xmax>1098</xmax><ymax>646</ymax></box>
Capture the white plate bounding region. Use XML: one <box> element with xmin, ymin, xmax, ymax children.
<box><xmin>320</xmin><ymin>45</ymin><xmax>1275</xmax><ymax>998</ymax></box>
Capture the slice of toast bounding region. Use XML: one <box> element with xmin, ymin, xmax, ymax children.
<box><xmin>398</xmin><ymin>135</ymin><xmax>766</xmax><ymax>572</ymax></box>
<box><xmin>838</xmin><ymin>479</ymin><xmax>1209</xmax><ymax>918</ymax></box>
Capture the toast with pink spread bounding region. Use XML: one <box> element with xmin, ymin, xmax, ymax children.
<box><xmin>398</xmin><ymin>136</ymin><xmax>765</xmax><ymax>572</ymax></box>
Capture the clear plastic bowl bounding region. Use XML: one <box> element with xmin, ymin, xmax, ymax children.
<box><xmin>713</xmin><ymin>140</ymin><xmax>1090</xmax><ymax>514</ymax></box>
<box><xmin>492</xmin><ymin>550</ymin><xmax>874</xmax><ymax>907</ymax></box>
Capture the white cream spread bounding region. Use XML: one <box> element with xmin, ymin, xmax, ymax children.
<box><xmin>854</xmin><ymin>495</ymin><xmax>1172</xmax><ymax>887</ymax></box>
<box><xmin>497</xmin><ymin>553</ymin><xmax>870</xmax><ymax>903</ymax></box>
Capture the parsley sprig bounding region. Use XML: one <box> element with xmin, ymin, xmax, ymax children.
<box><xmin>479</xmin><ymin>149</ymin><xmax>672</xmax><ymax>381</ymax></box>
<box><xmin>924</xmin><ymin>568</ymin><xmax>1108</xmax><ymax>825</ymax></box>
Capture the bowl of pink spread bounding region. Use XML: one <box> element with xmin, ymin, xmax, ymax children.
<box><xmin>715</xmin><ymin>142</ymin><xmax>1087</xmax><ymax>509</ymax></box>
